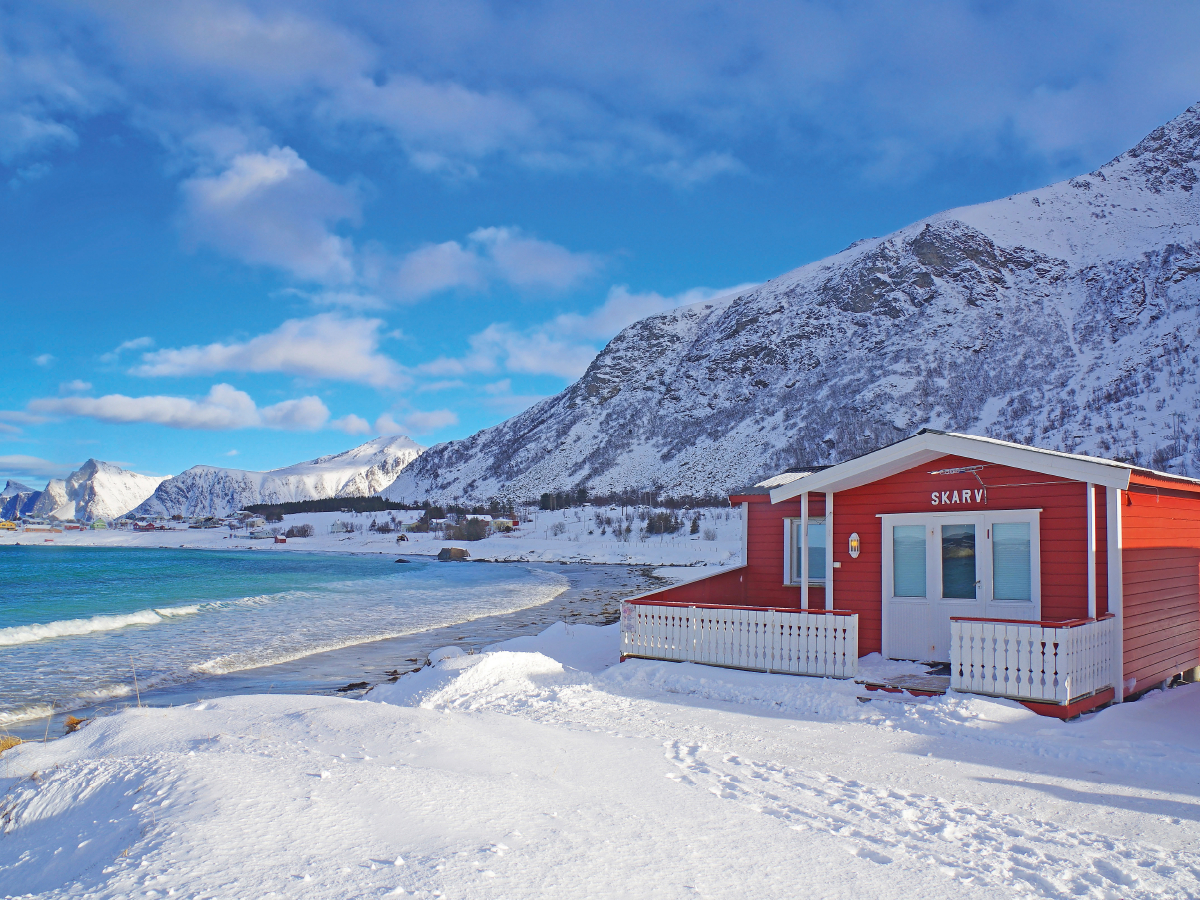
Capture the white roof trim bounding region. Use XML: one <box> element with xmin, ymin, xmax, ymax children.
<box><xmin>769</xmin><ymin>431</ymin><xmax>1133</xmax><ymax>503</ymax></box>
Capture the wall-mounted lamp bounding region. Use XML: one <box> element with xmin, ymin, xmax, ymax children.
<box><xmin>848</xmin><ymin>532</ymin><xmax>861</xmax><ymax>559</ymax></box>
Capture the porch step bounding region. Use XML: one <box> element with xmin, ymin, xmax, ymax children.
<box><xmin>857</xmin><ymin>674</ymin><xmax>951</xmax><ymax>697</ymax></box>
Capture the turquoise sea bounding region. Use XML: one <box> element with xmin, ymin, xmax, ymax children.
<box><xmin>0</xmin><ymin>546</ymin><xmax>567</xmax><ymax>728</ymax></box>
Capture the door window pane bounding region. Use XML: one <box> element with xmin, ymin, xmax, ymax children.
<box><xmin>892</xmin><ymin>525</ymin><xmax>926</xmax><ymax>597</ymax></box>
<box><xmin>992</xmin><ymin>522</ymin><xmax>1032</xmax><ymax>601</ymax></box>
<box><xmin>808</xmin><ymin>517</ymin><xmax>826</xmax><ymax>580</ymax></box>
<box><xmin>941</xmin><ymin>524</ymin><xmax>977</xmax><ymax>599</ymax></box>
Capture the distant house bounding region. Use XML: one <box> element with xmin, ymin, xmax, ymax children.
<box><xmin>274</xmin><ymin>535</ymin><xmax>286</xmax><ymax>544</ymax></box>
<box><xmin>622</xmin><ymin>430</ymin><xmax>1200</xmax><ymax>719</ymax></box>
<box><xmin>90</xmin><ymin>520</ymin><xmax>107</xmax><ymax>530</ymax></box>
<box><xmin>0</xmin><ymin>521</ymin><xmax>15</xmax><ymax>531</ymax></box>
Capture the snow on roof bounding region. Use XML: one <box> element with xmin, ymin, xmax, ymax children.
<box><xmin>730</xmin><ymin>471</ymin><xmax>818</xmax><ymax>496</ymax></box>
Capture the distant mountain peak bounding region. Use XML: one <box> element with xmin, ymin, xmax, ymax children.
<box><xmin>134</xmin><ymin>436</ymin><xmax>426</xmax><ymax>518</ymax></box>
<box><xmin>1</xmin><ymin>479</ymin><xmax>34</xmax><ymax>498</ymax></box>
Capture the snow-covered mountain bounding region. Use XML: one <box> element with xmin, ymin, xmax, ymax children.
<box><xmin>0</xmin><ymin>480</ymin><xmax>39</xmax><ymax>520</ymax></box>
<box><xmin>0</xmin><ymin>479</ymin><xmax>32</xmax><ymax>498</ymax></box>
<box><xmin>51</xmin><ymin>460</ymin><xmax>167</xmax><ymax>521</ymax></box>
<box><xmin>387</xmin><ymin>102</ymin><xmax>1200</xmax><ymax>502</ymax></box>
<box><xmin>1</xmin><ymin>463</ymin><xmax>165</xmax><ymax>521</ymax></box>
<box><xmin>134</xmin><ymin>436</ymin><xmax>424</xmax><ymax>518</ymax></box>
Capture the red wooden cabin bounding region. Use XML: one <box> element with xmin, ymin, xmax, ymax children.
<box><xmin>621</xmin><ymin>431</ymin><xmax>1200</xmax><ymax>717</ymax></box>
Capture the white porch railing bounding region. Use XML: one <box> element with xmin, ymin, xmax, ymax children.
<box><xmin>620</xmin><ymin>602</ymin><xmax>858</xmax><ymax>678</ymax></box>
<box><xmin>950</xmin><ymin>615</ymin><xmax>1116</xmax><ymax>704</ymax></box>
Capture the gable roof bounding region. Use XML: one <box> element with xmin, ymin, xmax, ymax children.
<box><xmin>730</xmin><ymin>471</ymin><xmax>820</xmax><ymax>498</ymax></box>
<box><xmin>767</xmin><ymin>430</ymin><xmax>1199</xmax><ymax>503</ymax></box>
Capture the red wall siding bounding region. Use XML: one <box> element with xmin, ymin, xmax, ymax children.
<box><xmin>741</xmin><ymin>495</ymin><xmax>818</xmax><ymax>610</ymax></box>
<box><xmin>1120</xmin><ymin>486</ymin><xmax>1200</xmax><ymax>692</ymax></box>
<box><xmin>631</xmin><ymin>566</ymin><xmax>748</xmax><ymax>607</ymax></box>
<box><xmin>832</xmin><ymin>454</ymin><xmax>1094</xmax><ymax>654</ymax></box>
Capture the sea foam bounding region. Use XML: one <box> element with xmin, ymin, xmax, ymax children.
<box><xmin>0</xmin><ymin>606</ymin><xmax>202</xmax><ymax>647</ymax></box>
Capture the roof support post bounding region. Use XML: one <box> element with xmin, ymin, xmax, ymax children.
<box><xmin>1086</xmin><ymin>482</ymin><xmax>1097</xmax><ymax>619</ymax></box>
<box><xmin>800</xmin><ymin>492</ymin><xmax>809</xmax><ymax>610</ymax></box>
<box><xmin>825</xmin><ymin>492</ymin><xmax>834</xmax><ymax>611</ymax></box>
<box><xmin>1106</xmin><ymin>486</ymin><xmax>1124</xmax><ymax>702</ymax></box>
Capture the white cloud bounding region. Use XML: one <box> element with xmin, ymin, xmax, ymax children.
<box><xmin>375</xmin><ymin>410</ymin><xmax>456</xmax><ymax>436</ymax></box>
<box><xmin>100</xmin><ymin>336</ymin><xmax>154</xmax><ymax>363</ymax></box>
<box><xmin>331</xmin><ymin>413</ymin><xmax>372</xmax><ymax>435</ymax></box>
<box><xmin>258</xmin><ymin>395</ymin><xmax>330</xmax><ymax>430</ymax></box>
<box><xmin>224</xmin><ymin>449</ymin><xmax>239</xmax><ymax>456</ymax></box>
<box><xmin>59</xmin><ymin>379</ymin><xmax>92</xmax><ymax>393</ymax></box>
<box><xmin>468</xmin><ymin>227</ymin><xmax>601</xmax><ymax>290</ymax></box>
<box><xmin>417</xmin><ymin>379</ymin><xmax>467</xmax><ymax>392</ymax></box>
<box><xmin>553</xmin><ymin>282</ymin><xmax>758</xmax><ymax>340</ymax></box>
<box><xmin>8</xmin><ymin>160</ymin><xmax>51</xmax><ymax>190</ymax></box>
<box><xmin>480</xmin><ymin>378</ymin><xmax>546</xmax><ymax>415</ymax></box>
<box><xmin>382</xmin><ymin>239</ymin><xmax>487</xmax><ymax>300</ymax></box>
<box><xmin>132</xmin><ymin>314</ymin><xmax>403</xmax><ymax>388</ymax></box>
<box><xmin>0</xmin><ymin>410</ymin><xmax>47</xmax><ymax>426</ymax></box>
<box><xmin>0</xmin><ymin>33</ymin><xmax>114</xmax><ymax>166</ymax></box>
<box><xmin>374</xmin><ymin>413</ymin><xmax>405</xmax><ymax>436</ymax></box>
<box><xmin>401</xmin><ymin>409</ymin><xmax>458</xmax><ymax>434</ymax></box>
<box><xmin>179</xmin><ymin>146</ymin><xmax>360</xmax><ymax>283</ymax></box>
<box><xmin>33</xmin><ymin>353</ymin><xmax>54</xmax><ymax>367</ymax></box>
<box><xmin>0</xmin><ymin>409</ymin><xmax>46</xmax><ymax>436</ymax></box>
<box><xmin>380</xmin><ymin>227</ymin><xmax>599</xmax><ymax>301</ymax></box>
<box><xmin>0</xmin><ymin>454</ymin><xmax>73</xmax><ymax>481</ymax></box>
<box><xmin>29</xmin><ymin>383</ymin><xmax>330</xmax><ymax>431</ymax></box>
<box><xmin>418</xmin><ymin>282</ymin><xmax>754</xmax><ymax>380</ymax></box>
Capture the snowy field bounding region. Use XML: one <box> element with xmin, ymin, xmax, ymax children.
<box><xmin>0</xmin><ymin>506</ymin><xmax>744</xmax><ymax>568</ymax></box>
<box><xmin>4</xmin><ymin>622</ymin><xmax>1200</xmax><ymax>899</ymax></box>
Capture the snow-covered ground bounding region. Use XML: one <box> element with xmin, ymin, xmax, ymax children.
<box><xmin>4</xmin><ymin>621</ymin><xmax>1200</xmax><ymax>899</ymax></box>
<box><xmin>0</xmin><ymin>506</ymin><xmax>744</xmax><ymax>568</ymax></box>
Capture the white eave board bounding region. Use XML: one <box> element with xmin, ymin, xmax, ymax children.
<box><xmin>769</xmin><ymin>431</ymin><xmax>1133</xmax><ymax>503</ymax></box>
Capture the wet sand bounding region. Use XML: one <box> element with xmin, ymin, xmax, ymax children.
<box><xmin>5</xmin><ymin>562</ymin><xmax>669</xmax><ymax>742</ymax></box>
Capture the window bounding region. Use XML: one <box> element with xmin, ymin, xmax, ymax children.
<box><xmin>992</xmin><ymin>521</ymin><xmax>1032</xmax><ymax>601</ymax></box>
<box><xmin>892</xmin><ymin>525</ymin><xmax>926</xmax><ymax>597</ymax></box>
<box><xmin>941</xmin><ymin>524</ymin><xmax>977</xmax><ymax>599</ymax></box>
<box><xmin>789</xmin><ymin>516</ymin><xmax>826</xmax><ymax>583</ymax></box>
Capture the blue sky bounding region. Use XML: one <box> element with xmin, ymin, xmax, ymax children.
<box><xmin>3</xmin><ymin>1</ymin><xmax>1200</xmax><ymax>486</ymax></box>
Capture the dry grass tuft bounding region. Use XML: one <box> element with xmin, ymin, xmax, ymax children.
<box><xmin>64</xmin><ymin>715</ymin><xmax>90</xmax><ymax>734</ymax></box>
<box><xmin>0</xmin><ymin>735</ymin><xmax>23</xmax><ymax>754</ymax></box>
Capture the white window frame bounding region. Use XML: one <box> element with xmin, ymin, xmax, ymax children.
<box><xmin>879</xmin><ymin>508</ymin><xmax>1042</xmax><ymax>612</ymax></box>
<box><xmin>784</xmin><ymin>515</ymin><xmax>827</xmax><ymax>587</ymax></box>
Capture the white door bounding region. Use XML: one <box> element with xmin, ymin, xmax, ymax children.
<box><xmin>883</xmin><ymin>511</ymin><xmax>1041</xmax><ymax>662</ymax></box>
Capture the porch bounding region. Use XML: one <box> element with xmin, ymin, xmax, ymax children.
<box><xmin>620</xmin><ymin>600</ymin><xmax>1117</xmax><ymax>715</ymax></box>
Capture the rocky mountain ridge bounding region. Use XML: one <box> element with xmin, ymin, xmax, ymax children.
<box><xmin>385</xmin><ymin>101</ymin><xmax>1200</xmax><ymax>502</ymax></box>
<box><xmin>134</xmin><ymin>435</ymin><xmax>424</xmax><ymax>518</ymax></box>
<box><xmin>1</xmin><ymin>462</ymin><xmax>165</xmax><ymax>522</ymax></box>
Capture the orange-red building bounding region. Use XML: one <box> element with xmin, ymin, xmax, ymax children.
<box><xmin>623</xmin><ymin>431</ymin><xmax>1200</xmax><ymax>716</ymax></box>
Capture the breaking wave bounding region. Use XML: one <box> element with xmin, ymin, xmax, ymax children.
<box><xmin>0</xmin><ymin>597</ymin><xmax>280</xmax><ymax>647</ymax></box>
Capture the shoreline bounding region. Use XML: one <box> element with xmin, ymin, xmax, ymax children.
<box><xmin>3</xmin><ymin>560</ymin><xmax>668</xmax><ymax>743</ymax></box>
<box><xmin>0</xmin><ymin>504</ymin><xmax>745</xmax><ymax>567</ymax></box>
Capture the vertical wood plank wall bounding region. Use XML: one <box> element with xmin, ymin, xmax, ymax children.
<box><xmin>832</xmin><ymin>454</ymin><xmax>1095</xmax><ymax>654</ymax></box>
<box><xmin>737</xmin><ymin>495</ymin><xmax>826</xmax><ymax>610</ymax></box>
<box><xmin>1121</xmin><ymin>482</ymin><xmax>1200</xmax><ymax>693</ymax></box>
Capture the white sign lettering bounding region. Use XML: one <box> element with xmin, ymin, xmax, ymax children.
<box><xmin>931</xmin><ymin>488</ymin><xmax>984</xmax><ymax>506</ymax></box>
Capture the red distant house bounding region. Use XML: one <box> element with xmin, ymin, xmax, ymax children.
<box><xmin>621</xmin><ymin>430</ymin><xmax>1200</xmax><ymax>717</ymax></box>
